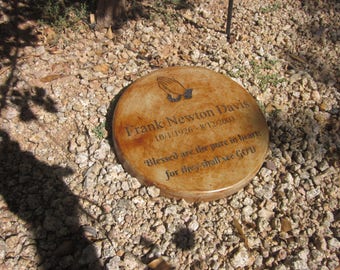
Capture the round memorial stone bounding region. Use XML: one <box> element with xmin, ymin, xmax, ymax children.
<box><xmin>112</xmin><ymin>67</ymin><xmax>269</xmax><ymax>201</ymax></box>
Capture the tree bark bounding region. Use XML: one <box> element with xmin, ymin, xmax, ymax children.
<box><xmin>96</xmin><ymin>0</ymin><xmax>126</xmax><ymax>28</ymax></box>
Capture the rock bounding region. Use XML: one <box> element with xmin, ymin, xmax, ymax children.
<box><xmin>54</xmin><ymin>241</ymin><xmax>74</xmax><ymax>257</ymax></box>
<box><xmin>122</xmin><ymin>252</ymin><xmax>145</xmax><ymax>270</ymax></box>
<box><xmin>93</xmin><ymin>63</ymin><xmax>109</xmax><ymax>74</ymax></box>
<box><xmin>191</xmin><ymin>49</ymin><xmax>200</xmax><ymax>62</ymax></box>
<box><xmin>113</xmin><ymin>199</ymin><xmax>132</xmax><ymax>224</ymax></box>
<box><xmin>155</xmin><ymin>224</ymin><xmax>166</xmax><ymax>234</ymax></box>
<box><xmin>147</xmin><ymin>186</ymin><xmax>160</xmax><ymax>198</ymax></box>
<box><xmin>292</xmin><ymin>151</ymin><xmax>305</xmax><ymax>164</ymax></box>
<box><xmin>327</xmin><ymin>237</ymin><xmax>340</xmax><ymax>251</ymax></box>
<box><xmin>306</xmin><ymin>187</ymin><xmax>320</xmax><ymax>200</ymax></box>
<box><xmin>262</xmin><ymin>183</ymin><xmax>274</xmax><ymax>199</ymax></box>
<box><xmin>93</xmin><ymin>141</ymin><xmax>110</xmax><ymax>160</ymax></box>
<box><xmin>83</xmin><ymin>162</ymin><xmax>101</xmax><ymax>189</ymax></box>
<box><xmin>72</xmin><ymin>103</ymin><xmax>83</xmax><ymax>112</ymax></box>
<box><xmin>292</xmin><ymin>258</ymin><xmax>309</xmax><ymax>270</ymax></box>
<box><xmin>242</xmin><ymin>205</ymin><xmax>254</xmax><ymax>219</ymax></box>
<box><xmin>265</xmin><ymin>160</ymin><xmax>277</xmax><ymax>171</ymax></box>
<box><xmin>4</xmin><ymin>107</ymin><xmax>18</xmax><ymax>119</ymax></box>
<box><xmin>317</xmin><ymin>160</ymin><xmax>329</xmax><ymax>172</ymax></box>
<box><xmin>82</xmin><ymin>225</ymin><xmax>98</xmax><ymax>240</ymax></box>
<box><xmin>164</xmin><ymin>205</ymin><xmax>178</xmax><ymax>216</ymax></box>
<box><xmin>276</xmin><ymin>249</ymin><xmax>287</xmax><ymax>261</ymax></box>
<box><xmin>0</xmin><ymin>239</ymin><xmax>5</xmax><ymax>261</ymax></box>
<box><xmin>297</xmin><ymin>249</ymin><xmax>309</xmax><ymax>262</ymax></box>
<box><xmin>129</xmin><ymin>177</ymin><xmax>142</xmax><ymax>189</ymax></box>
<box><xmin>311</xmin><ymin>90</ymin><xmax>321</xmax><ymax>102</ymax></box>
<box><xmin>230</xmin><ymin>246</ymin><xmax>250</xmax><ymax>268</ymax></box>
<box><xmin>257</xmin><ymin>217</ymin><xmax>270</xmax><ymax>232</ymax></box>
<box><xmin>121</xmin><ymin>181</ymin><xmax>130</xmax><ymax>191</ymax></box>
<box><xmin>310</xmin><ymin>249</ymin><xmax>324</xmax><ymax>262</ymax></box>
<box><xmin>280</xmin><ymin>218</ymin><xmax>292</xmax><ymax>232</ymax></box>
<box><xmin>105</xmin><ymin>85</ymin><xmax>114</xmax><ymax>93</ymax></box>
<box><xmin>260</xmin><ymin>167</ymin><xmax>272</xmax><ymax>181</ymax></box>
<box><xmin>97</xmin><ymin>105</ymin><xmax>107</xmax><ymax>116</ymax></box>
<box><xmin>106</xmin><ymin>256</ymin><xmax>121</xmax><ymax>270</ymax></box>
<box><xmin>258</xmin><ymin>207</ymin><xmax>274</xmax><ymax>219</ymax></box>
<box><xmin>188</xmin><ymin>220</ymin><xmax>199</xmax><ymax>231</ymax></box>
<box><xmin>75</xmin><ymin>152</ymin><xmax>89</xmax><ymax>166</ymax></box>
<box><xmin>79</xmin><ymin>244</ymin><xmax>101</xmax><ymax>265</ymax></box>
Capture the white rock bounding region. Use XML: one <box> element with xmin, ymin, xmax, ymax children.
<box><xmin>311</xmin><ymin>90</ymin><xmax>321</xmax><ymax>102</ymax></box>
<box><xmin>121</xmin><ymin>181</ymin><xmax>130</xmax><ymax>191</ymax></box>
<box><xmin>147</xmin><ymin>186</ymin><xmax>160</xmax><ymax>198</ymax></box>
<box><xmin>188</xmin><ymin>220</ymin><xmax>199</xmax><ymax>231</ymax></box>
<box><xmin>230</xmin><ymin>246</ymin><xmax>250</xmax><ymax>268</ymax></box>
<box><xmin>105</xmin><ymin>256</ymin><xmax>121</xmax><ymax>270</ymax></box>
<box><xmin>328</xmin><ymin>238</ymin><xmax>340</xmax><ymax>251</ymax></box>
<box><xmin>75</xmin><ymin>152</ymin><xmax>88</xmax><ymax>165</ymax></box>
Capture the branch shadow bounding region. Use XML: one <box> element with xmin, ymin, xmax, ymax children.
<box><xmin>0</xmin><ymin>0</ymin><xmax>94</xmax><ymax>120</ymax></box>
<box><xmin>0</xmin><ymin>130</ymin><xmax>103</xmax><ymax>269</ymax></box>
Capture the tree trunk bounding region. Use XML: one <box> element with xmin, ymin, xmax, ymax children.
<box><xmin>96</xmin><ymin>0</ymin><xmax>126</xmax><ymax>28</ymax></box>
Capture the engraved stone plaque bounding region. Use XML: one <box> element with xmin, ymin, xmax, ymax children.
<box><xmin>112</xmin><ymin>67</ymin><xmax>269</xmax><ymax>201</ymax></box>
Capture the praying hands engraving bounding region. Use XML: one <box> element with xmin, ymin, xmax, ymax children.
<box><xmin>157</xmin><ymin>77</ymin><xmax>193</xmax><ymax>102</ymax></box>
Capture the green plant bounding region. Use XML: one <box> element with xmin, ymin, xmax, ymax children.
<box><xmin>260</xmin><ymin>3</ymin><xmax>281</xmax><ymax>13</ymax></box>
<box><xmin>258</xmin><ymin>74</ymin><xmax>286</xmax><ymax>91</ymax></box>
<box><xmin>227</xmin><ymin>65</ymin><xmax>246</xmax><ymax>78</ymax></box>
<box><xmin>37</xmin><ymin>0</ymin><xmax>89</xmax><ymax>32</ymax></box>
<box><xmin>93</xmin><ymin>122</ymin><xmax>106</xmax><ymax>140</ymax></box>
<box><xmin>152</xmin><ymin>0</ymin><xmax>185</xmax><ymax>31</ymax></box>
<box><xmin>250</xmin><ymin>59</ymin><xmax>278</xmax><ymax>74</ymax></box>
<box><xmin>250</xmin><ymin>59</ymin><xmax>285</xmax><ymax>92</ymax></box>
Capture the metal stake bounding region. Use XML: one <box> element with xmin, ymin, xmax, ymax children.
<box><xmin>226</xmin><ymin>0</ymin><xmax>234</xmax><ymax>42</ymax></box>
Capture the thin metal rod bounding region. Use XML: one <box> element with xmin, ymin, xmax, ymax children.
<box><xmin>226</xmin><ymin>0</ymin><xmax>234</xmax><ymax>42</ymax></box>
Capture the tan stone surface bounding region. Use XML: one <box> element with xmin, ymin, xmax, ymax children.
<box><xmin>113</xmin><ymin>67</ymin><xmax>269</xmax><ymax>201</ymax></box>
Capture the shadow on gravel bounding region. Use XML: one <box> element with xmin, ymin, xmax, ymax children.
<box><xmin>0</xmin><ymin>0</ymin><xmax>93</xmax><ymax>118</ymax></box>
<box><xmin>173</xmin><ymin>227</ymin><xmax>195</xmax><ymax>251</ymax></box>
<box><xmin>0</xmin><ymin>130</ymin><xmax>103</xmax><ymax>269</ymax></box>
<box><xmin>266</xmin><ymin>108</ymin><xmax>339</xmax><ymax>168</ymax></box>
<box><xmin>105</xmin><ymin>89</ymin><xmax>127</xmax><ymax>152</ymax></box>
<box><xmin>283</xmin><ymin>0</ymin><xmax>339</xmax><ymax>87</ymax></box>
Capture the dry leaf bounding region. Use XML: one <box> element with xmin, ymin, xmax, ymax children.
<box><xmin>288</xmin><ymin>53</ymin><xmax>306</xmax><ymax>64</ymax></box>
<box><xmin>93</xmin><ymin>64</ymin><xmax>109</xmax><ymax>74</ymax></box>
<box><xmin>106</xmin><ymin>27</ymin><xmax>114</xmax><ymax>39</ymax></box>
<box><xmin>148</xmin><ymin>257</ymin><xmax>173</xmax><ymax>270</ymax></box>
<box><xmin>38</xmin><ymin>26</ymin><xmax>56</xmax><ymax>44</ymax></box>
<box><xmin>281</xmin><ymin>217</ymin><xmax>292</xmax><ymax>232</ymax></box>
<box><xmin>159</xmin><ymin>45</ymin><xmax>172</xmax><ymax>58</ymax></box>
<box><xmin>47</xmin><ymin>46</ymin><xmax>63</xmax><ymax>55</ymax></box>
<box><xmin>90</xmin><ymin>13</ymin><xmax>96</xmax><ymax>24</ymax></box>
<box><xmin>233</xmin><ymin>218</ymin><xmax>249</xmax><ymax>249</ymax></box>
<box><xmin>40</xmin><ymin>74</ymin><xmax>63</xmax><ymax>82</ymax></box>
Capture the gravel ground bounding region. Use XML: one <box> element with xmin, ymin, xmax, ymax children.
<box><xmin>0</xmin><ymin>0</ymin><xmax>339</xmax><ymax>269</ymax></box>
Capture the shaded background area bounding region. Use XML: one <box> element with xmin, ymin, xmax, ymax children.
<box><xmin>0</xmin><ymin>1</ymin><xmax>103</xmax><ymax>268</ymax></box>
<box><xmin>284</xmin><ymin>0</ymin><xmax>339</xmax><ymax>87</ymax></box>
<box><xmin>0</xmin><ymin>0</ymin><xmax>95</xmax><ymax>121</ymax></box>
<box><xmin>0</xmin><ymin>0</ymin><xmax>196</xmax><ymax>121</ymax></box>
<box><xmin>0</xmin><ymin>129</ymin><xmax>103</xmax><ymax>269</ymax></box>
